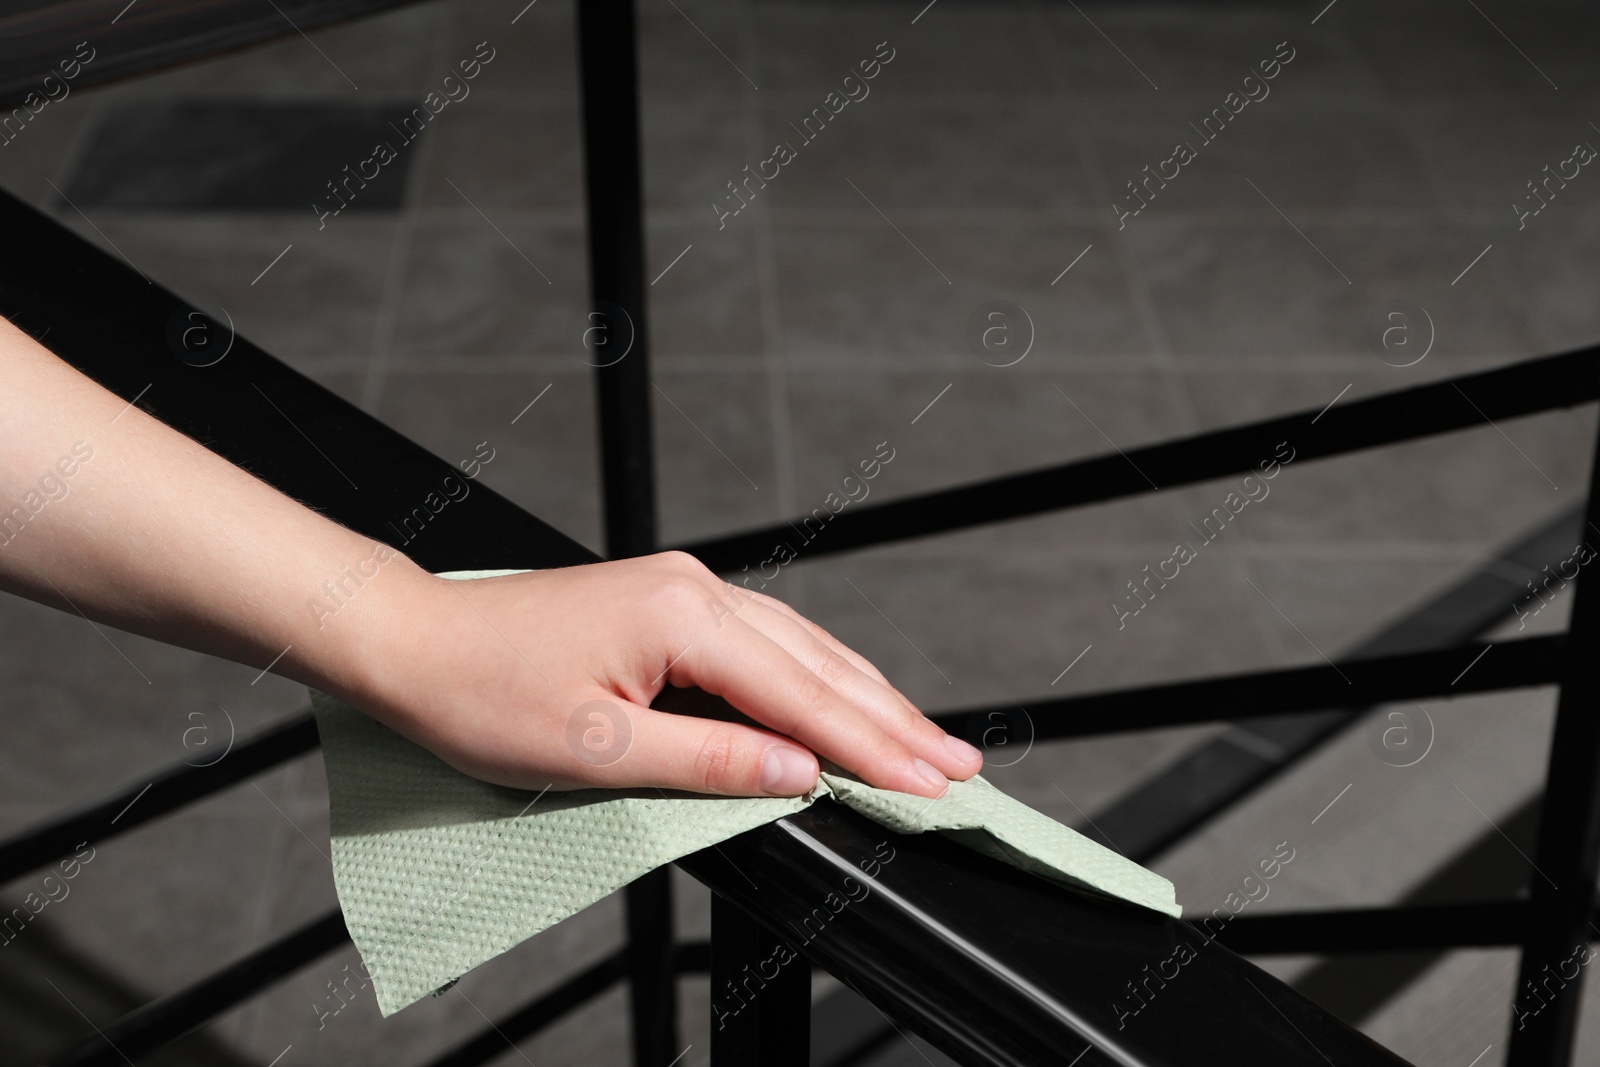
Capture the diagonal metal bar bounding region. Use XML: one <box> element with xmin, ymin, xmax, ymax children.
<box><xmin>422</xmin><ymin>951</ymin><xmax>628</xmax><ymax>1067</ymax></box>
<box><xmin>676</xmin><ymin>348</ymin><xmax>1600</xmax><ymax>572</ymax></box>
<box><xmin>931</xmin><ymin>636</ymin><xmax>1563</xmax><ymax>742</ymax></box>
<box><xmin>0</xmin><ymin>711</ymin><xmax>318</xmax><ymax>883</ymax></box>
<box><xmin>48</xmin><ymin>911</ymin><xmax>349</xmax><ymax>1067</ymax></box>
<box><xmin>1508</xmin><ymin>423</ymin><xmax>1600</xmax><ymax>1067</ymax></box>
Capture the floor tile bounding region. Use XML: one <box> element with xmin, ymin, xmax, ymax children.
<box><xmin>414</xmin><ymin>97</ymin><xmax>585</xmax><ymax>214</ymax></box>
<box><xmin>770</xmin><ymin>222</ymin><xmax>1154</xmax><ymax>366</ymax></box>
<box><xmin>87</xmin><ymin>216</ymin><xmax>397</xmax><ymax>376</ymax></box>
<box><xmin>388</xmin><ymin>220</ymin><xmax>588</xmax><ymax>358</ymax></box>
<box><xmin>447</xmin><ymin>0</ymin><xmax>580</xmax><ymax>109</ymax></box>
<box><xmin>642</xmin><ymin>221</ymin><xmax>765</xmax><ymax>360</ymax></box>
<box><xmin>1398</xmin><ymin>99</ymin><xmax>1600</xmax><ymax>222</ymax></box>
<box><xmin>0</xmin><ymin>593</ymin><xmax>310</xmax><ymax>831</ymax></box>
<box><xmin>787</xmin><ymin>542</ymin><xmax>1303</xmax><ymax>716</ymax></box>
<box><xmin>753</xmin><ymin>95</ymin><xmax>1098</xmax><ymax>218</ymax></box>
<box><xmin>108</xmin><ymin>1</ymin><xmax>452</xmax><ymax>99</ymax></box>
<box><xmin>1501</xmin><ymin>217</ymin><xmax>1600</xmax><ymax>353</ymax></box>
<box><xmin>752</xmin><ymin>2</ymin><xmax>1050</xmax><ymax>96</ymax></box>
<box><xmin>63</xmin><ymin>100</ymin><xmax>420</xmax><ymax>212</ymax></box>
<box><xmin>652</xmin><ymin>369</ymin><xmax>781</xmax><ymax>544</ymax></box>
<box><xmin>373</xmin><ymin>368</ymin><xmax>603</xmax><ymax>553</ymax></box>
<box><xmin>643</xmin><ymin>94</ymin><xmax>749</xmax><ymax>214</ymax></box>
<box><xmin>637</xmin><ymin>0</ymin><xmax>759</xmax><ymax>99</ymax></box>
<box><xmin>784</xmin><ymin>368</ymin><xmax>1198</xmax><ymax>505</ymax></box>
<box><xmin>1090</xmin><ymin>104</ymin><xmax>1437</xmax><ymax>221</ymax></box>
<box><xmin>0</xmin><ymin>91</ymin><xmax>93</xmax><ymax>207</ymax></box>
<box><xmin>1042</xmin><ymin>6</ymin><xmax>1380</xmax><ymax>108</ymax></box>
<box><xmin>1341</xmin><ymin>1</ymin><xmax>1598</xmax><ymax>101</ymax></box>
<box><xmin>1127</xmin><ymin>220</ymin><xmax>1542</xmax><ymax>365</ymax></box>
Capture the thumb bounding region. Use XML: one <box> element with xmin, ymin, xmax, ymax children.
<box><xmin>564</xmin><ymin>696</ymin><xmax>820</xmax><ymax>797</ymax></box>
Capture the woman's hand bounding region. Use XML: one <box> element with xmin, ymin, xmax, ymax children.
<box><xmin>0</xmin><ymin>318</ymin><xmax>974</xmax><ymax>800</ymax></box>
<box><xmin>352</xmin><ymin>552</ymin><xmax>983</xmax><ymax>799</ymax></box>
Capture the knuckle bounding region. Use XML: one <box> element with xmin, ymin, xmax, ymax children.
<box><xmin>811</xmin><ymin>648</ymin><xmax>850</xmax><ymax>689</ymax></box>
<box><xmin>793</xmin><ymin>668</ymin><xmax>834</xmax><ymax>717</ymax></box>
<box><xmin>657</xmin><ymin>550</ymin><xmax>709</xmax><ymax>578</ymax></box>
<box><xmin>691</xmin><ymin>726</ymin><xmax>750</xmax><ymax>793</ymax></box>
<box><xmin>645</xmin><ymin>572</ymin><xmax>706</xmax><ymax>621</ymax></box>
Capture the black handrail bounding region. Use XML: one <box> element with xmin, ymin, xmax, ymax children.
<box><xmin>684</xmin><ymin>797</ymin><xmax>1412</xmax><ymax>1067</ymax></box>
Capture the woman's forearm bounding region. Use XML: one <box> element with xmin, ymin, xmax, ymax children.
<box><xmin>0</xmin><ymin>315</ymin><xmax>981</xmax><ymax>798</ymax></box>
<box><xmin>0</xmin><ymin>314</ymin><xmax>430</xmax><ymax>706</ymax></box>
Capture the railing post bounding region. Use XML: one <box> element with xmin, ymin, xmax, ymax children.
<box><xmin>576</xmin><ymin>0</ymin><xmax>657</xmax><ymax>557</ymax></box>
<box><xmin>574</xmin><ymin>2</ymin><xmax>674</xmax><ymax>1065</ymax></box>
<box><xmin>1507</xmin><ymin>421</ymin><xmax>1600</xmax><ymax>1067</ymax></box>
<box><xmin>710</xmin><ymin>894</ymin><xmax>810</xmax><ymax>1067</ymax></box>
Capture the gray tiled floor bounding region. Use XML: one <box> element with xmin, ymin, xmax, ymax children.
<box><xmin>3</xmin><ymin>0</ymin><xmax>1599</xmax><ymax>1065</ymax></box>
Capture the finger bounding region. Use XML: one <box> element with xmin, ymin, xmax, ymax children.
<box><xmin>667</xmin><ymin>616</ymin><xmax>952</xmax><ymax>798</ymax></box>
<box><xmin>669</xmin><ymin>562</ymin><xmax>891</xmax><ymax>694</ymax></box>
<box><xmin>737</xmin><ymin>588</ymin><xmax>894</xmax><ymax>688</ymax></box>
<box><xmin>561</xmin><ymin>694</ymin><xmax>822</xmax><ymax>797</ymax></box>
<box><xmin>718</xmin><ymin>585</ymin><xmax>928</xmax><ymax>726</ymax></box>
<box><xmin>735</xmin><ymin>599</ymin><xmax>981</xmax><ymax>780</ymax></box>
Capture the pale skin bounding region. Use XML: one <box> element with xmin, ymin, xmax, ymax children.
<box><xmin>0</xmin><ymin>316</ymin><xmax>981</xmax><ymax>799</ymax></box>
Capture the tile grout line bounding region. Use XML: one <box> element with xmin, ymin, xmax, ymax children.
<box><xmin>360</xmin><ymin>13</ymin><xmax>459</xmax><ymax>415</ymax></box>
<box><xmin>234</xmin><ymin>760</ymin><xmax>314</xmax><ymax>1052</ymax></box>
<box><xmin>1023</xmin><ymin>1</ymin><xmax>1299</xmax><ymax>663</ymax></box>
<box><xmin>733</xmin><ymin>0</ymin><xmax>804</xmax><ymax>612</ymax></box>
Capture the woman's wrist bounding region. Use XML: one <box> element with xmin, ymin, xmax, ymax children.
<box><xmin>280</xmin><ymin>547</ymin><xmax>454</xmax><ymax>726</ymax></box>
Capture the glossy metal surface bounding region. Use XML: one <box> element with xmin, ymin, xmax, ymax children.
<box><xmin>684</xmin><ymin>799</ymin><xmax>1415</xmax><ymax>1067</ymax></box>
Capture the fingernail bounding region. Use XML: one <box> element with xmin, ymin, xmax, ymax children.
<box><xmin>761</xmin><ymin>746</ymin><xmax>818</xmax><ymax>795</ymax></box>
<box><xmin>945</xmin><ymin>734</ymin><xmax>982</xmax><ymax>765</ymax></box>
<box><xmin>915</xmin><ymin>758</ymin><xmax>949</xmax><ymax>795</ymax></box>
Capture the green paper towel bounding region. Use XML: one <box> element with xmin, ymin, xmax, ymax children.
<box><xmin>314</xmin><ymin>570</ymin><xmax>1180</xmax><ymax>1017</ymax></box>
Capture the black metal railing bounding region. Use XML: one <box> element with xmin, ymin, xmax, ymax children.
<box><xmin>2</xmin><ymin>2</ymin><xmax>1596</xmax><ymax>1066</ymax></box>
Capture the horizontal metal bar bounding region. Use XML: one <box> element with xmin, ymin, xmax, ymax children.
<box><xmin>0</xmin><ymin>711</ymin><xmax>319</xmax><ymax>883</ymax></box>
<box><xmin>1213</xmin><ymin>902</ymin><xmax>1533</xmax><ymax>955</ymax></box>
<box><xmin>682</xmin><ymin>797</ymin><xmax>1411</xmax><ymax>1067</ymax></box>
<box><xmin>677</xmin><ymin>938</ymin><xmax>711</xmax><ymax>973</ymax></box>
<box><xmin>676</xmin><ymin>347</ymin><xmax>1600</xmax><ymax>572</ymax></box>
<box><xmin>40</xmin><ymin>926</ymin><xmax>698</xmax><ymax>1067</ymax></box>
<box><xmin>931</xmin><ymin>635</ymin><xmax>1563</xmax><ymax>742</ymax></box>
<box><xmin>422</xmin><ymin>949</ymin><xmax>628</xmax><ymax>1067</ymax></box>
<box><xmin>49</xmin><ymin>910</ymin><xmax>349</xmax><ymax>1067</ymax></box>
<box><xmin>1089</xmin><ymin>508</ymin><xmax>1585</xmax><ymax>865</ymax></box>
